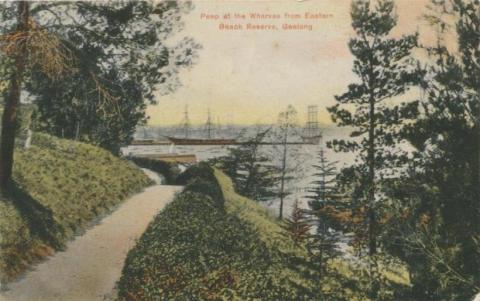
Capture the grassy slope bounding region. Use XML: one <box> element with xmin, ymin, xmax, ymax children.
<box><xmin>215</xmin><ymin>168</ymin><xmax>410</xmax><ymax>299</ymax></box>
<box><xmin>0</xmin><ymin>133</ymin><xmax>152</xmax><ymax>283</ymax></box>
<box><xmin>214</xmin><ymin>169</ymin><xmax>319</xmax><ymax>291</ymax></box>
<box><xmin>118</xmin><ymin>165</ymin><xmax>409</xmax><ymax>300</ymax></box>
<box><xmin>118</xmin><ymin>164</ymin><xmax>314</xmax><ymax>300</ymax></box>
<box><xmin>216</xmin><ymin>168</ymin><xmax>301</xmax><ymax>254</ymax></box>
<box><xmin>215</xmin><ymin>169</ymin><xmax>348</xmax><ymax>299</ymax></box>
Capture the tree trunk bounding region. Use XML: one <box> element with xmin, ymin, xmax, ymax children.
<box><xmin>319</xmin><ymin>223</ymin><xmax>327</xmax><ymax>279</ymax></box>
<box><xmin>0</xmin><ymin>1</ymin><xmax>29</xmax><ymax>192</ymax></box>
<box><xmin>366</xmin><ymin>93</ymin><xmax>379</xmax><ymax>301</ymax></box>
<box><xmin>476</xmin><ymin>107</ymin><xmax>480</xmax><ymax>190</ymax></box>
<box><xmin>318</xmin><ymin>239</ymin><xmax>324</xmax><ymax>279</ymax></box>
<box><xmin>367</xmin><ymin>96</ymin><xmax>377</xmax><ymax>256</ymax></box>
<box><xmin>321</xmin><ymin>149</ymin><xmax>326</xmax><ymax>201</ymax></box>
<box><xmin>278</xmin><ymin>128</ymin><xmax>288</xmax><ymax>219</ymax></box>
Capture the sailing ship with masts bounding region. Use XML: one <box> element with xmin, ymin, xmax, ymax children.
<box><xmin>166</xmin><ymin>106</ymin><xmax>237</xmax><ymax>145</ymax></box>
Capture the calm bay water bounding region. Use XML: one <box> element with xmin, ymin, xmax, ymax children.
<box><xmin>121</xmin><ymin>128</ymin><xmax>356</xmax><ymax>217</ymax></box>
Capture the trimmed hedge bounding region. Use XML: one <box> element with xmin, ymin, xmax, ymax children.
<box><xmin>127</xmin><ymin>156</ymin><xmax>180</xmax><ymax>184</ymax></box>
<box><xmin>175</xmin><ymin>162</ymin><xmax>217</xmax><ymax>185</ymax></box>
<box><xmin>177</xmin><ymin>163</ymin><xmax>224</xmax><ymax>205</ymax></box>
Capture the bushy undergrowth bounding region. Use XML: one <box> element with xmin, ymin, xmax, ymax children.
<box><xmin>177</xmin><ymin>163</ymin><xmax>225</xmax><ymax>203</ymax></box>
<box><xmin>118</xmin><ymin>165</ymin><xmax>312</xmax><ymax>300</ymax></box>
<box><xmin>117</xmin><ymin>165</ymin><xmax>362</xmax><ymax>301</ymax></box>
<box><xmin>118</xmin><ymin>165</ymin><xmax>410</xmax><ymax>300</ymax></box>
<box><xmin>0</xmin><ymin>133</ymin><xmax>151</xmax><ymax>283</ymax></box>
<box><xmin>127</xmin><ymin>156</ymin><xmax>180</xmax><ymax>184</ymax></box>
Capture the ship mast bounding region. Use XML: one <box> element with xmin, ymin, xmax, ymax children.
<box><xmin>306</xmin><ymin>105</ymin><xmax>319</xmax><ymax>138</ymax></box>
<box><xmin>181</xmin><ymin>105</ymin><xmax>190</xmax><ymax>138</ymax></box>
<box><xmin>205</xmin><ymin>109</ymin><xmax>213</xmax><ymax>139</ymax></box>
<box><xmin>216</xmin><ymin>116</ymin><xmax>221</xmax><ymax>138</ymax></box>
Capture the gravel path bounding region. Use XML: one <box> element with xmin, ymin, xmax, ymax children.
<box><xmin>0</xmin><ymin>184</ymin><xmax>182</xmax><ymax>301</ymax></box>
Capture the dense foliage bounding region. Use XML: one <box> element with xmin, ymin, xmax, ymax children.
<box><xmin>305</xmin><ymin>149</ymin><xmax>343</xmax><ymax>279</ymax></box>
<box><xmin>328</xmin><ymin>0</ymin><xmax>423</xmax><ymax>257</ymax></box>
<box><xmin>127</xmin><ymin>156</ymin><xmax>180</xmax><ymax>185</ymax></box>
<box><xmin>326</xmin><ymin>1</ymin><xmax>479</xmax><ymax>300</ymax></box>
<box><xmin>0</xmin><ymin>1</ymin><xmax>200</xmax><ymax>154</ymax></box>
<box><xmin>380</xmin><ymin>1</ymin><xmax>480</xmax><ymax>300</ymax></box>
<box><xmin>281</xmin><ymin>199</ymin><xmax>311</xmax><ymax>246</ymax></box>
<box><xmin>216</xmin><ymin>129</ymin><xmax>279</xmax><ymax>202</ymax></box>
<box><xmin>118</xmin><ymin>164</ymin><xmax>308</xmax><ymax>300</ymax></box>
<box><xmin>118</xmin><ymin>165</ymin><xmax>411</xmax><ymax>301</ymax></box>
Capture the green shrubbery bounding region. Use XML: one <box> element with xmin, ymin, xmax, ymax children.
<box><xmin>0</xmin><ymin>133</ymin><xmax>151</xmax><ymax>283</ymax></box>
<box><xmin>175</xmin><ymin>162</ymin><xmax>217</xmax><ymax>185</ymax></box>
<box><xmin>118</xmin><ymin>165</ymin><xmax>411</xmax><ymax>300</ymax></box>
<box><xmin>117</xmin><ymin>164</ymin><xmax>319</xmax><ymax>300</ymax></box>
<box><xmin>127</xmin><ymin>156</ymin><xmax>180</xmax><ymax>184</ymax></box>
<box><xmin>177</xmin><ymin>163</ymin><xmax>224</xmax><ymax>205</ymax></box>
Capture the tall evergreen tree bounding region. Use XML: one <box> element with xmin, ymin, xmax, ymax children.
<box><xmin>383</xmin><ymin>1</ymin><xmax>480</xmax><ymax>300</ymax></box>
<box><xmin>307</xmin><ymin>149</ymin><xmax>339</xmax><ymax>212</ymax></box>
<box><xmin>305</xmin><ymin>148</ymin><xmax>341</xmax><ymax>279</ymax></box>
<box><xmin>282</xmin><ymin>199</ymin><xmax>311</xmax><ymax>246</ymax></box>
<box><xmin>328</xmin><ymin>0</ymin><xmax>423</xmax><ymax>257</ymax></box>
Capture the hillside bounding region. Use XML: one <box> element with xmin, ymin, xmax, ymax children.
<box><xmin>0</xmin><ymin>133</ymin><xmax>152</xmax><ymax>283</ymax></box>
<box><xmin>216</xmin><ymin>168</ymin><xmax>410</xmax><ymax>299</ymax></box>
<box><xmin>117</xmin><ymin>164</ymin><xmax>408</xmax><ymax>300</ymax></box>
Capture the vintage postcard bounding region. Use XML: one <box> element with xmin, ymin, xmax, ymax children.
<box><xmin>0</xmin><ymin>0</ymin><xmax>478</xmax><ymax>300</ymax></box>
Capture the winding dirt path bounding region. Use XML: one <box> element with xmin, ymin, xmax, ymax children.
<box><xmin>1</xmin><ymin>184</ymin><xmax>182</xmax><ymax>301</ymax></box>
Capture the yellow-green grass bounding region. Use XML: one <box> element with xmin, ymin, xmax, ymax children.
<box><xmin>0</xmin><ymin>133</ymin><xmax>152</xmax><ymax>283</ymax></box>
<box><xmin>214</xmin><ymin>168</ymin><xmax>410</xmax><ymax>299</ymax></box>
<box><xmin>119</xmin><ymin>164</ymin><xmax>317</xmax><ymax>300</ymax></box>
<box><xmin>215</xmin><ymin>168</ymin><xmax>306</xmax><ymax>255</ymax></box>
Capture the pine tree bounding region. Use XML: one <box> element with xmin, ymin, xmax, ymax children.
<box><xmin>383</xmin><ymin>1</ymin><xmax>480</xmax><ymax>300</ymax></box>
<box><xmin>307</xmin><ymin>149</ymin><xmax>340</xmax><ymax>213</ymax></box>
<box><xmin>282</xmin><ymin>199</ymin><xmax>311</xmax><ymax>246</ymax></box>
<box><xmin>0</xmin><ymin>2</ymin><xmax>78</xmax><ymax>190</ymax></box>
<box><xmin>218</xmin><ymin>128</ymin><xmax>279</xmax><ymax>202</ymax></box>
<box><xmin>305</xmin><ymin>148</ymin><xmax>341</xmax><ymax>279</ymax></box>
<box><xmin>328</xmin><ymin>0</ymin><xmax>423</xmax><ymax>257</ymax></box>
<box><xmin>27</xmin><ymin>2</ymin><xmax>200</xmax><ymax>154</ymax></box>
<box><xmin>328</xmin><ymin>1</ymin><xmax>424</xmax><ymax>298</ymax></box>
